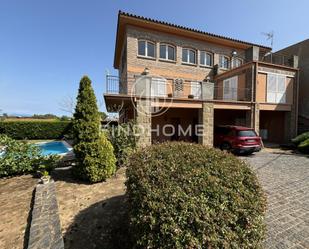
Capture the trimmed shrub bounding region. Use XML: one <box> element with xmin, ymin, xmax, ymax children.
<box><xmin>0</xmin><ymin>135</ymin><xmax>59</xmax><ymax>177</ymax></box>
<box><xmin>73</xmin><ymin>133</ymin><xmax>116</xmax><ymax>182</ymax></box>
<box><xmin>126</xmin><ymin>142</ymin><xmax>266</xmax><ymax>249</ymax></box>
<box><xmin>72</xmin><ymin>76</ymin><xmax>116</xmax><ymax>182</ymax></box>
<box><xmin>292</xmin><ymin>131</ymin><xmax>309</xmax><ymax>153</ymax></box>
<box><xmin>107</xmin><ymin>121</ymin><xmax>139</xmax><ymax>167</ymax></box>
<box><xmin>292</xmin><ymin>131</ymin><xmax>309</xmax><ymax>144</ymax></box>
<box><xmin>0</xmin><ymin>121</ymin><xmax>72</xmax><ymax>139</ymax></box>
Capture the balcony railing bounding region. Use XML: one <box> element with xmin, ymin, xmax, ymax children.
<box><xmin>106</xmin><ymin>75</ymin><xmax>120</xmax><ymax>94</ymax></box>
<box><xmin>259</xmin><ymin>54</ymin><xmax>295</xmax><ymax>67</ymax></box>
<box><xmin>106</xmin><ymin>75</ymin><xmax>252</xmax><ymax>102</ymax></box>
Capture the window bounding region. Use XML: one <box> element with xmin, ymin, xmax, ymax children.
<box><xmin>190</xmin><ymin>81</ymin><xmax>201</xmax><ymax>99</ymax></box>
<box><xmin>237</xmin><ymin>130</ymin><xmax>257</xmax><ymax>137</ymax></box>
<box><xmin>219</xmin><ymin>55</ymin><xmax>230</xmax><ymax>69</ymax></box>
<box><xmin>151</xmin><ymin>78</ymin><xmax>166</xmax><ymax>97</ymax></box>
<box><xmin>200</xmin><ymin>51</ymin><xmax>212</xmax><ymax>67</ymax></box>
<box><xmin>159</xmin><ymin>44</ymin><xmax>175</xmax><ymax>61</ymax></box>
<box><xmin>267</xmin><ymin>73</ymin><xmax>286</xmax><ymax>103</ymax></box>
<box><xmin>223</xmin><ymin>76</ymin><xmax>238</xmax><ymax>100</ymax></box>
<box><xmin>182</xmin><ymin>48</ymin><xmax>196</xmax><ymax>64</ymax></box>
<box><xmin>138</xmin><ymin>40</ymin><xmax>155</xmax><ymax>58</ymax></box>
<box><xmin>232</xmin><ymin>58</ymin><xmax>243</xmax><ymax>68</ymax></box>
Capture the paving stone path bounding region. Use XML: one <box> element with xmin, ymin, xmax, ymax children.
<box><xmin>242</xmin><ymin>152</ymin><xmax>309</xmax><ymax>249</ymax></box>
<box><xmin>27</xmin><ymin>181</ymin><xmax>64</xmax><ymax>249</ymax></box>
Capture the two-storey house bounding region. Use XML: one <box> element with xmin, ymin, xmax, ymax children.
<box><xmin>104</xmin><ymin>11</ymin><xmax>299</xmax><ymax>147</ymax></box>
<box><xmin>273</xmin><ymin>39</ymin><xmax>309</xmax><ymax>133</ymax></box>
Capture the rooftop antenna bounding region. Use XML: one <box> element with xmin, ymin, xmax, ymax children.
<box><xmin>261</xmin><ymin>31</ymin><xmax>274</xmax><ymax>50</ymax></box>
<box><xmin>261</xmin><ymin>31</ymin><xmax>274</xmax><ymax>62</ymax></box>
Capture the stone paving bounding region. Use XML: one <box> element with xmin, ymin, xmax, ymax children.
<box><xmin>27</xmin><ymin>181</ymin><xmax>64</xmax><ymax>249</ymax></box>
<box><xmin>242</xmin><ymin>152</ymin><xmax>309</xmax><ymax>249</ymax></box>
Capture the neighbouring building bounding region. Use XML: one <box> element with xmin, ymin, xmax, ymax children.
<box><xmin>104</xmin><ymin>11</ymin><xmax>299</xmax><ymax>147</ymax></box>
<box><xmin>274</xmin><ymin>39</ymin><xmax>309</xmax><ymax>133</ymax></box>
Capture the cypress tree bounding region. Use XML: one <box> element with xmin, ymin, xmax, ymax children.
<box><xmin>72</xmin><ymin>76</ymin><xmax>116</xmax><ymax>182</ymax></box>
<box><xmin>72</xmin><ymin>76</ymin><xmax>100</xmax><ymax>143</ymax></box>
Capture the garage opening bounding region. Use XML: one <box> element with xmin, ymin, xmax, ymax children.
<box><xmin>214</xmin><ymin>109</ymin><xmax>250</xmax><ymax>127</ymax></box>
<box><xmin>259</xmin><ymin>110</ymin><xmax>285</xmax><ymax>143</ymax></box>
<box><xmin>152</xmin><ymin>108</ymin><xmax>199</xmax><ymax>143</ymax></box>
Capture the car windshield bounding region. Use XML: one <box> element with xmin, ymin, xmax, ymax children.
<box><xmin>238</xmin><ymin>130</ymin><xmax>257</xmax><ymax>137</ymax></box>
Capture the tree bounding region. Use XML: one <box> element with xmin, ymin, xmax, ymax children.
<box><xmin>60</xmin><ymin>115</ymin><xmax>71</xmax><ymax>121</ymax></box>
<box><xmin>32</xmin><ymin>114</ymin><xmax>58</xmax><ymax>119</ymax></box>
<box><xmin>58</xmin><ymin>95</ymin><xmax>76</xmax><ymax>115</ymax></box>
<box><xmin>72</xmin><ymin>76</ymin><xmax>116</xmax><ymax>182</ymax></box>
<box><xmin>73</xmin><ymin>76</ymin><xmax>100</xmax><ymax>143</ymax></box>
<box><xmin>99</xmin><ymin>111</ymin><xmax>107</xmax><ymax>121</ymax></box>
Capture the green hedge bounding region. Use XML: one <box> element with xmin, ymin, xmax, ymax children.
<box><xmin>292</xmin><ymin>131</ymin><xmax>309</xmax><ymax>153</ymax></box>
<box><xmin>0</xmin><ymin>121</ymin><xmax>72</xmax><ymax>139</ymax></box>
<box><xmin>126</xmin><ymin>142</ymin><xmax>266</xmax><ymax>249</ymax></box>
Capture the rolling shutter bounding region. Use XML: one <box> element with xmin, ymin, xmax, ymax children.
<box><xmin>267</xmin><ymin>74</ymin><xmax>286</xmax><ymax>103</ymax></box>
<box><xmin>223</xmin><ymin>76</ymin><xmax>238</xmax><ymax>100</ymax></box>
<box><xmin>151</xmin><ymin>78</ymin><xmax>166</xmax><ymax>97</ymax></box>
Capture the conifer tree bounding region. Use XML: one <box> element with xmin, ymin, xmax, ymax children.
<box><xmin>72</xmin><ymin>76</ymin><xmax>116</xmax><ymax>182</ymax></box>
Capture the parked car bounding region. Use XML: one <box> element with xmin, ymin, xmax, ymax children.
<box><xmin>214</xmin><ymin>125</ymin><xmax>262</xmax><ymax>155</ymax></box>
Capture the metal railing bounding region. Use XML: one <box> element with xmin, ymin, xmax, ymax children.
<box><xmin>106</xmin><ymin>75</ymin><xmax>120</xmax><ymax>94</ymax></box>
<box><xmin>259</xmin><ymin>54</ymin><xmax>293</xmax><ymax>67</ymax></box>
<box><xmin>105</xmin><ymin>75</ymin><xmax>252</xmax><ymax>102</ymax></box>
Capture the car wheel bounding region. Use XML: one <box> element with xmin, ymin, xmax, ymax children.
<box><xmin>220</xmin><ymin>142</ymin><xmax>231</xmax><ymax>151</ymax></box>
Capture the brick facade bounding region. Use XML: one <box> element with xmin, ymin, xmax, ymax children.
<box><xmin>105</xmin><ymin>12</ymin><xmax>299</xmax><ymax>145</ymax></box>
<box><xmin>125</xmin><ymin>25</ymin><xmax>246</xmax><ymax>86</ymax></box>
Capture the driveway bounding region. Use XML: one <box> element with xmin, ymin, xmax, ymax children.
<box><xmin>242</xmin><ymin>151</ymin><xmax>309</xmax><ymax>249</ymax></box>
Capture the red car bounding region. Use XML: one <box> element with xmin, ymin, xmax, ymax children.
<box><xmin>214</xmin><ymin>125</ymin><xmax>262</xmax><ymax>154</ymax></box>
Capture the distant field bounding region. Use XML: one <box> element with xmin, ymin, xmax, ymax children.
<box><xmin>2</xmin><ymin>118</ymin><xmax>59</xmax><ymax>122</ymax></box>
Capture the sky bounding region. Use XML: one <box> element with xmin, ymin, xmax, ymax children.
<box><xmin>0</xmin><ymin>0</ymin><xmax>309</xmax><ymax>116</ymax></box>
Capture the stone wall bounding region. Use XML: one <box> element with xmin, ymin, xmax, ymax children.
<box><xmin>135</xmin><ymin>99</ymin><xmax>152</xmax><ymax>147</ymax></box>
<box><xmin>27</xmin><ymin>182</ymin><xmax>64</xmax><ymax>249</ymax></box>
<box><xmin>198</xmin><ymin>102</ymin><xmax>214</xmax><ymax>146</ymax></box>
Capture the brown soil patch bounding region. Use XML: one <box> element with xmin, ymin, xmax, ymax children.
<box><xmin>53</xmin><ymin>167</ymin><xmax>129</xmax><ymax>249</ymax></box>
<box><xmin>0</xmin><ymin>175</ymin><xmax>37</xmax><ymax>249</ymax></box>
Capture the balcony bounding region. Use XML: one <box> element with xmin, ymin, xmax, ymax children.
<box><xmin>259</xmin><ymin>53</ymin><xmax>297</xmax><ymax>67</ymax></box>
<box><xmin>105</xmin><ymin>75</ymin><xmax>252</xmax><ymax>102</ymax></box>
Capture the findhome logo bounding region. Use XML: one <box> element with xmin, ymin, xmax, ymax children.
<box><xmin>109</xmin><ymin>124</ymin><xmax>205</xmax><ymax>139</ymax></box>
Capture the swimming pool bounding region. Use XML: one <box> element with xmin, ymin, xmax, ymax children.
<box><xmin>36</xmin><ymin>141</ymin><xmax>73</xmax><ymax>156</ymax></box>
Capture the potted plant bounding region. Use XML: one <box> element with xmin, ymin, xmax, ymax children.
<box><xmin>40</xmin><ymin>170</ymin><xmax>51</xmax><ymax>184</ymax></box>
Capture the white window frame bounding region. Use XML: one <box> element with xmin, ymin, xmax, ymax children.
<box><xmin>151</xmin><ymin>77</ymin><xmax>167</xmax><ymax>97</ymax></box>
<box><xmin>223</xmin><ymin>76</ymin><xmax>238</xmax><ymax>100</ymax></box>
<box><xmin>267</xmin><ymin>73</ymin><xmax>286</xmax><ymax>104</ymax></box>
<box><xmin>219</xmin><ymin>55</ymin><xmax>230</xmax><ymax>69</ymax></box>
<box><xmin>190</xmin><ymin>81</ymin><xmax>201</xmax><ymax>99</ymax></box>
<box><xmin>138</xmin><ymin>40</ymin><xmax>156</xmax><ymax>58</ymax></box>
<box><xmin>182</xmin><ymin>48</ymin><xmax>196</xmax><ymax>64</ymax></box>
<box><xmin>200</xmin><ymin>51</ymin><xmax>213</xmax><ymax>67</ymax></box>
<box><xmin>159</xmin><ymin>43</ymin><xmax>176</xmax><ymax>61</ymax></box>
<box><xmin>231</xmin><ymin>57</ymin><xmax>243</xmax><ymax>68</ymax></box>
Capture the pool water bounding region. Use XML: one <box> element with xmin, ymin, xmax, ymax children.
<box><xmin>37</xmin><ymin>141</ymin><xmax>71</xmax><ymax>156</ymax></box>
